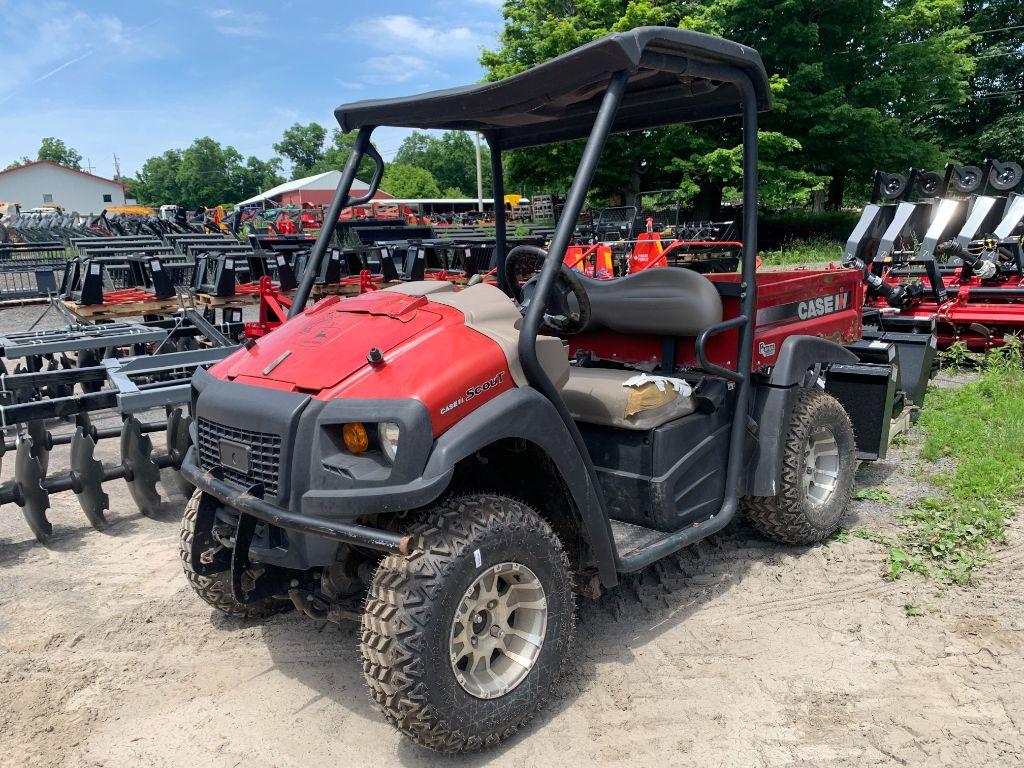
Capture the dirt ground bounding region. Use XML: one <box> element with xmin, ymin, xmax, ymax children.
<box><xmin>1</xmin><ymin>305</ymin><xmax>1022</xmax><ymax>767</ymax></box>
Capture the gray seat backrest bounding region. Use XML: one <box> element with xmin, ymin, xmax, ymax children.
<box><xmin>577</xmin><ymin>268</ymin><xmax>723</xmax><ymax>337</ymax></box>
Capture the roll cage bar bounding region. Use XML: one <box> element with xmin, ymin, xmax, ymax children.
<box><xmin>291</xmin><ymin>27</ymin><xmax>770</xmax><ymax>572</ymax></box>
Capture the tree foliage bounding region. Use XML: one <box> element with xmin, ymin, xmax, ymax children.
<box><xmin>394</xmin><ymin>131</ymin><xmax>490</xmax><ymax>197</ymax></box>
<box><xmin>382</xmin><ymin>163</ymin><xmax>442</xmax><ymax>198</ymax></box>
<box><xmin>5</xmin><ymin>136</ymin><xmax>84</xmax><ymax>170</ymax></box>
<box><xmin>129</xmin><ymin>137</ymin><xmax>284</xmax><ymax>209</ymax></box>
<box><xmin>273</xmin><ymin>122</ymin><xmax>328</xmax><ymax>178</ymax></box>
<box><xmin>272</xmin><ymin>122</ymin><xmax>379</xmax><ymax>181</ymax></box>
<box><xmin>37</xmin><ymin>137</ymin><xmax>83</xmax><ymax>170</ymax></box>
<box><xmin>481</xmin><ymin>0</ymin><xmax>979</xmax><ymax>211</ymax></box>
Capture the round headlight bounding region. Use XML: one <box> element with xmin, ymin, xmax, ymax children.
<box><xmin>378</xmin><ymin>421</ymin><xmax>400</xmax><ymax>463</ymax></box>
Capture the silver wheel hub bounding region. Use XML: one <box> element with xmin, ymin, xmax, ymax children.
<box><xmin>803</xmin><ymin>427</ymin><xmax>840</xmax><ymax>508</ymax></box>
<box><xmin>450</xmin><ymin>561</ymin><xmax>547</xmax><ymax>700</ymax></box>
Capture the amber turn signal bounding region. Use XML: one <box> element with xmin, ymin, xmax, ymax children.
<box><xmin>342</xmin><ymin>423</ymin><xmax>369</xmax><ymax>453</ymax></box>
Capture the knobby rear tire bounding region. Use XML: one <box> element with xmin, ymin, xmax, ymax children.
<box><xmin>743</xmin><ymin>389</ymin><xmax>856</xmax><ymax>544</ymax></box>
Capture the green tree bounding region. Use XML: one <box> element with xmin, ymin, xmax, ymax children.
<box><xmin>273</xmin><ymin>122</ymin><xmax>328</xmax><ymax>179</ymax></box>
<box><xmin>381</xmin><ymin>163</ymin><xmax>441</xmax><ymax>198</ymax></box>
<box><xmin>481</xmin><ymin>0</ymin><xmax>975</xmax><ymax>211</ymax></box>
<box><xmin>394</xmin><ymin>131</ymin><xmax>489</xmax><ymax>196</ymax></box>
<box><xmin>130</xmin><ymin>150</ymin><xmax>185</xmax><ymax>206</ymax></box>
<box><xmin>235</xmin><ymin>156</ymin><xmax>285</xmax><ymax>200</ymax></box>
<box><xmin>689</xmin><ymin>0</ymin><xmax>974</xmax><ymax>207</ymax></box>
<box><xmin>5</xmin><ymin>137</ymin><xmax>84</xmax><ymax>170</ymax></box>
<box><xmin>37</xmin><ymin>137</ymin><xmax>83</xmax><ymax>169</ymax></box>
<box><xmin>944</xmin><ymin>0</ymin><xmax>1023</xmax><ymax>159</ymax></box>
<box><xmin>130</xmin><ymin>139</ymin><xmax>284</xmax><ymax>208</ymax></box>
<box><xmin>323</xmin><ymin>128</ymin><xmax>382</xmax><ymax>181</ymax></box>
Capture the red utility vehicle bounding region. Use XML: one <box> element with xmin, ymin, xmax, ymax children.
<box><xmin>181</xmin><ymin>29</ymin><xmax>922</xmax><ymax>753</ymax></box>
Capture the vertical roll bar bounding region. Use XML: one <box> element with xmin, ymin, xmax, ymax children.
<box><xmin>514</xmin><ymin>70</ymin><xmax>629</xmax><ymax>526</ymax></box>
<box><xmin>517</xmin><ymin>70</ymin><xmax>628</xmax><ymax>389</ymax></box>
<box><xmin>289</xmin><ymin>126</ymin><xmax>376</xmax><ymax>317</ymax></box>
<box><xmin>615</xmin><ymin>72</ymin><xmax>759</xmax><ymax>571</ymax></box>
<box><xmin>488</xmin><ymin>136</ymin><xmax>508</xmax><ymax>294</ymax></box>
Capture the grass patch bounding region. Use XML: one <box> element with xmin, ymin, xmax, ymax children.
<box><xmin>887</xmin><ymin>339</ymin><xmax>1024</xmax><ymax>584</ymax></box>
<box><xmin>853</xmin><ymin>488</ymin><xmax>899</xmax><ymax>503</ymax></box>
<box><xmin>759</xmin><ymin>238</ymin><xmax>841</xmax><ymax>267</ymax></box>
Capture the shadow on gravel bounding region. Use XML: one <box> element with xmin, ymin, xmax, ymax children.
<box><xmin>238</xmin><ymin>516</ymin><xmax>800</xmax><ymax>766</ymax></box>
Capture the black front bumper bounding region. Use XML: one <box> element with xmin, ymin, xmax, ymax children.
<box><xmin>181</xmin><ymin>459</ymin><xmax>414</xmax><ymax>554</ymax></box>
<box><xmin>187</xmin><ymin>368</ymin><xmax>453</xmax><ymax>562</ymax></box>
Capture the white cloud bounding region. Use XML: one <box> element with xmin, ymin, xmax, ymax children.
<box><xmin>361</xmin><ymin>15</ymin><xmax>493</xmax><ymax>57</ymax></box>
<box><xmin>364</xmin><ymin>55</ymin><xmax>433</xmax><ymax>85</ymax></box>
<box><xmin>200</xmin><ymin>6</ymin><xmax>268</xmax><ymax>38</ymax></box>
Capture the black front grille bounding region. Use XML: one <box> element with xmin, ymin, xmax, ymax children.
<box><xmin>197</xmin><ymin>418</ymin><xmax>282</xmax><ymax>497</ymax></box>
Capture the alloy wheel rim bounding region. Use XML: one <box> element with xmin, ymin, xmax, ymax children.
<box><xmin>450</xmin><ymin>561</ymin><xmax>547</xmax><ymax>700</ymax></box>
<box><xmin>803</xmin><ymin>427</ymin><xmax>840</xmax><ymax>508</ymax></box>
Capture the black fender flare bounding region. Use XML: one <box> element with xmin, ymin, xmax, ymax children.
<box><xmin>768</xmin><ymin>335</ymin><xmax>858</xmax><ymax>387</ymax></box>
<box><xmin>423</xmin><ymin>387</ymin><xmax>618</xmax><ymax>586</ymax></box>
<box><xmin>746</xmin><ymin>336</ymin><xmax>858</xmax><ymax>496</ymax></box>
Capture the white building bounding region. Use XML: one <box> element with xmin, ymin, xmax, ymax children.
<box><xmin>0</xmin><ymin>160</ymin><xmax>129</xmax><ymax>214</ymax></box>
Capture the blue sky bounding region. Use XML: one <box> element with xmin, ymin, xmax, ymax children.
<box><xmin>0</xmin><ymin>0</ymin><xmax>504</xmax><ymax>179</ymax></box>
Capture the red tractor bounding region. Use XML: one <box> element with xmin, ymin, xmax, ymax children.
<box><xmin>181</xmin><ymin>29</ymin><xmax>922</xmax><ymax>752</ymax></box>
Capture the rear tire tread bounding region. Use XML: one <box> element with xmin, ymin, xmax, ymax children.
<box><xmin>743</xmin><ymin>389</ymin><xmax>856</xmax><ymax>544</ymax></box>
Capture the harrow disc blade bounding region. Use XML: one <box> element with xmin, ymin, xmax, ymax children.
<box><xmin>25</xmin><ymin>420</ymin><xmax>49</xmax><ymax>479</ymax></box>
<box><xmin>77</xmin><ymin>349</ymin><xmax>102</xmax><ymax>394</ymax></box>
<box><xmin>120</xmin><ymin>416</ymin><xmax>162</xmax><ymax>516</ymax></box>
<box><xmin>165</xmin><ymin>408</ymin><xmax>194</xmax><ymax>498</ymax></box>
<box><xmin>70</xmin><ymin>427</ymin><xmax>109</xmax><ymax>530</ymax></box>
<box><xmin>14</xmin><ymin>439</ymin><xmax>51</xmax><ymax>542</ymax></box>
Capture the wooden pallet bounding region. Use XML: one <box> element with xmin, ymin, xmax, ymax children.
<box><xmin>193</xmin><ymin>292</ymin><xmax>261</xmax><ymax>309</ymax></box>
<box><xmin>0</xmin><ymin>296</ymin><xmax>50</xmax><ymax>308</ymax></box>
<box><xmin>192</xmin><ymin>279</ymin><xmax>406</xmax><ymax>308</ymax></box>
<box><xmin>62</xmin><ymin>298</ymin><xmax>178</xmax><ymax>320</ymax></box>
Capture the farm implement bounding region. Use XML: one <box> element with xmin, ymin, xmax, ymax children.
<box><xmin>845</xmin><ymin>161</ymin><xmax>1024</xmax><ymax>349</ymax></box>
<box><xmin>177</xmin><ymin>28</ymin><xmax>935</xmax><ymax>752</ymax></box>
<box><xmin>0</xmin><ymin>299</ymin><xmax>243</xmax><ymax>542</ymax></box>
<box><xmin>562</xmin><ymin>193</ymin><xmax>742</xmax><ymax>278</ymax></box>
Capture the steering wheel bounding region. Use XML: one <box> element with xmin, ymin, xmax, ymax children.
<box><xmin>504</xmin><ymin>245</ymin><xmax>591</xmax><ymax>335</ymax></box>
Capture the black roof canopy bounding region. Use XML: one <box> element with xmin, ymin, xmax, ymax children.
<box><xmin>334</xmin><ymin>27</ymin><xmax>771</xmax><ymax>150</ymax></box>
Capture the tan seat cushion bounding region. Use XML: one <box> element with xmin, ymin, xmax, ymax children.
<box><xmin>561</xmin><ymin>368</ymin><xmax>696</xmax><ymax>430</ymax></box>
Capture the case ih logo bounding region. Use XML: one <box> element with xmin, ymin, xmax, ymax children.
<box><xmin>756</xmin><ymin>290</ymin><xmax>853</xmax><ymax>327</ymax></box>
<box><xmin>440</xmin><ymin>372</ymin><xmax>505</xmax><ymax>415</ymax></box>
<box><xmin>797</xmin><ymin>292</ymin><xmax>850</xmax><ymax>320</ymax></box>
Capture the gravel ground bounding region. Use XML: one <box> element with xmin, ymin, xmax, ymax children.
<box><xmin>0</xmin><ymin>304</ymin><xmax>1021</xmax><ymax>767</ymax></box>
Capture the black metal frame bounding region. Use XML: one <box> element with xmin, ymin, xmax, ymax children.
<box><xmin>287</xmin><ymin>56</ymin><xmax>761</xmax><ymax>572</ymax></box>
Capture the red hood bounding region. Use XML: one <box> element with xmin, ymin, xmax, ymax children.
<box><xmin>211</xmin><ymin>292</ymin><xmax>444</xmax><ymax>392</ymax></box>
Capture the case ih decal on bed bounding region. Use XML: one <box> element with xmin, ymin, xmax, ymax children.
<box><xmin>757</xmin><ymin>290</ymin><xmax>853</xmax><ymax>325</ymax></box>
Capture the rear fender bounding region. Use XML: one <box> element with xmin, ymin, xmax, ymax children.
<box><xmin>424</xmin><ymin>387</ymin><xmax>618</xmax><ymax>586</ymax></box>
<box><xmin>746</xmin><ymin>336</ymin><xmax>858</xmax><ymax>496</ymax></box>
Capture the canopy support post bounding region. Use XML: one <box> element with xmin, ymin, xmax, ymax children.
<box><xmin>289</xmin><ymin>126</ymin><xmax>376</xmax><ymax>318</ymax></box>
<box><xmin>488</xmin><ymin>136</ymin><xmax>507</xmax><ymax>294</ymax></box>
